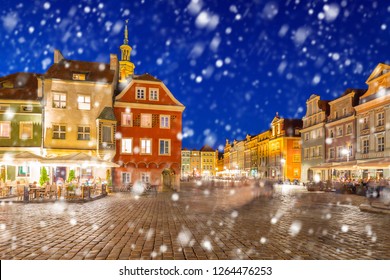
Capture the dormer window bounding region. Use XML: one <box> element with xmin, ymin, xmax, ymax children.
<box><xmin>21</xmin><ymin>105</ymin><xmax>33</xmax><ymax>112</ymax></box>
<box><xmin>0</xmin><ymin>80</ymin><xmax>14</xmax><ymax>88</ymax></box>
<box><xmin>72</xmin><ymin>73</ymin><xmax>86</xmax><ymax>80</ymax></box>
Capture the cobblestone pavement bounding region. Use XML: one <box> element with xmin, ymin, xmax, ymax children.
<box><xmin>1</xmin><ymin>182</ymin><xmax>390</xmax><ymax>260</ymax></box>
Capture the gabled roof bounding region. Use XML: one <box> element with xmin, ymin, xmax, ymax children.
<box><xmin>366</xmin><ymin>63</ymin><xmax>390</xmax><ymax>84</ymax></box>
<box><xmin>0</xmin><ymin>72</ymin><xmax>40</xmax><ymax>101</ymax></box>
<box><xmin>200</xmin><ymin>145</ymin><xmax>215</xmax><ymax>152</ymax></box>
<box><xmin>45</xmin><ymin>59</ymin><xmax>115</xmax><ymax>83</ymax></box>
<box><xmin>97</xmin><ymin>107</ymin><xmax>116</xmax><ymax>121</ymax></box>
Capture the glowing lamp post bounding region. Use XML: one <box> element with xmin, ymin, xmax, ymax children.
<box><xmin>342</xmin><ymin>148</ymin><xmax>350</xmax><ymax>162</ymax></box>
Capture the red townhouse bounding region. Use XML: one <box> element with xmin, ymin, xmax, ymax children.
<box><xmin>113</xmin><ymin>74</ymin><xmax>185</xmax><ymax>191</ymax></box>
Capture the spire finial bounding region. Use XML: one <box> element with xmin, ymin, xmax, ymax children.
<box><xmin>124</xmin><ymin>19</ymin><xmax>129</xmax><ymax>45</ymax></box>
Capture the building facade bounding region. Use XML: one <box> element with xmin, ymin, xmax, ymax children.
<box><xmin>0</xmin><ymin>73</ymin><xmax>42</xmax><ymax>183</ymax></box>
<box><xmin>355</xmin><ymin>63</ymin><xmax>390</xmax><ymax>179</ymax></box>
<box><xmin>324</xmin><ymin>89</ymin><xmax>365</xmax><ymax>180</ymax></box>
<box><xmin>300</xmin><ymin>94</ymin><xmax>329</xmax><ymax>182</ymax></box>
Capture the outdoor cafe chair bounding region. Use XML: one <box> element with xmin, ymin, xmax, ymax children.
<box><xmin>16</xmin><ymin>184</ymin><xmax>24</xmax><ymax>201</ymax></box>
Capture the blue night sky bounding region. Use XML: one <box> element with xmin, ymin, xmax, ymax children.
<box><xmin>0</xmin><ymin>0</ymin><xmax>389</xmax><ymax>150</ymax></box>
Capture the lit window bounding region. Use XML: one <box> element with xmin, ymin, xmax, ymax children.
<box><xmin>20</xmin><ymin>122</ymin><xmax>33</xmax><ymax>139</ymax></box>
<box><xmin>136</xmin><ymin>87</ymin><xmax>146</xmax><ymax>100</ymax></box>
<box><xmin>18</xmin><ymin>166</ymin><xmax>30</xmax><ymax>177</ymax></box>
<box><xmin>346</xmin><ymin>124</ymin><xmax>352</xmax><ymax>135</ymax></box>
<box><xmin>377</xmin><ymin>112</ymin><xmax>385</xmax><ymax>127</ymax></box>
<box><xmin>141</xmin><ymin>114</ymin><xmax>152</xmax><ymax>128</ymax></box>
<box><xmin>159</xmin><ymin>139</ymin><xmax>170</xmax><ymax>155</ymax></box>
<box><xmin>337</xmin><ymin>126</ymin><xmax>343</xmax><ymax>137</ymax></box>
<box><xmin>121</xmin><ymin>138</ymin><xmax>133</xmax><ymax>154</ymax></box>
<box><xmin>377</xmin><ymin>135</ymin><xmax>385</xmax><ymax>152</ymax></box>
<box><xmin>53</xmin><ymin>92</ymin><xmax>67</xmax><ymax>109</ymax></box>
<box><xmin>362</xmin><ymin>139</ymin><xmax>369</xmax><ymax>154</ymax></box>
<box><xmin>53</xmin><ymin>124</ymin><xmax>66</xmax><ymax>139</ymax></box>
<box><xmin>73</xmin><ymin>73</ymin><xmax>86</xmax><ymax>80</ymax></box>
<box><xmin>329</xmin><ymin>148</ymin><xmax>335</xmax><ymax>159</ymax></box>
<box><xmin>141</xmin><ymin>139</ymin><xmax>152</xmax><ymax>154</ymax></box>
<box><xmin>121</xmin><ymin>113</ymin><xmax>132</xmax><ymax>126</ymax></box>
<box><xmin>122</xmin><ymin>172</ymin><xmax>131</xmax><ymax>184</ymax></box>
<box><xmin>77</xmin><ymin>126</ymin><xmax>90</xmax><ymax>140</ymax></box>
<box><xmin>141</xmin><ymin>173</ymin><xmax>150</xmax><ymax>183</ymax></box>
<box><xmin>102</xmin><ymin>125</ymin><xmax>113</xmax><ymax>143</ymax></box>
<box><xmin>0</xmin><ymin>122</ymin><xmax>11</xmax><ymax>138</ymax></box>
<box><xmin>149</xmin><ymin>88</ymin><xmax>159</xmax><ymax>100</ymax></box>
<box><xmin>77</xmin><ymin>95</ymin><xmax>91</xmax><ymax>110</ymax></box>
<box><xmin>21</xmin><ymin>105</ymin><xmax>33</xmax><ymax>112</ymax></box>
<box><xmin>160</xmin><ymin>115</ymin><xmax>170</xmax><ymax>128</ymax></box>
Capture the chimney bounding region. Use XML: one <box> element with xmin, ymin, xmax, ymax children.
<box><xmin>54</xmin><ymin>49</ymin><xmax>64</xmax><ymax>63</ymax></box>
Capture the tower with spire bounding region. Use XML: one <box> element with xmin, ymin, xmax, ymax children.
<box><xmin>119</xmin><ymin>19</ymin><xmax>135</xmax><ymax>82</ymax></box>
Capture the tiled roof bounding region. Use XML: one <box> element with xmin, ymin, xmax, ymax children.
<box><xmin>200</xmin><ymin>145</ymin><xmax>215</xmax><ymax>152</ymax></box>
<box><xmin>0</xmin><ymin>72</ymin><xmax>40</xmax><ymax>101</ymax></box>
<box><xmin>133</xmin><ymin>73</ymin><xmax>161</xmax><ymax>82</ymax></box>
<box><xmin>45</xmin><ymin>59</ymin><xmax>115</xmax><ymax>83</ymax></box>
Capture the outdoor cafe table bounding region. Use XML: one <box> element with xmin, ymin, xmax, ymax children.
<box><xmin>29</xmin><ymin>187</ymin><xmax>45</xmax><ymax>199</ymax></box>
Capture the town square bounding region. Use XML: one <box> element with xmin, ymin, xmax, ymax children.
<box><xmin>0</xmin><ymin>2</ymin><xmax>389</xmax><ymax>276</ymax></box>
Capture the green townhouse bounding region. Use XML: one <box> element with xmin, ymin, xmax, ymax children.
<box><xmin>0</xmin><ymin>72</ymin><xmax>43</xmax><ymax>183</ymax></box>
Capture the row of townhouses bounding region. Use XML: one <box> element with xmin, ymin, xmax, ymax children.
<box><xmin>0</xmin><ymin>23</ymin><xmax>185</xmax><ymax>191</ymax></box>
<box><xmin>181</xmin><ymin>145</ymin><xmax>219</xmax><ymax>178</ymax></box>
<box><xmin>211</xmin><ymin>63</ymin><xmax>390</xmax><ymax>183</ymax></box>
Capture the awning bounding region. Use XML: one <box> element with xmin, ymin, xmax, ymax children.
<box><xmin>356</xmin><ymin>158</ymin><xmax>390</xmax><ymax>169</ymax></box>
<box><xmin>0</xmin><ymin>151</ymin><xmax>44</xmax><ymax>165</ymax></box>
<box><xmin>310</xmin><ymin>163</ymin><xmax>334</xmax><ymax>170</ymax></box>
<box><xmin>41</xmin><ymin>152</ymin><xmax>119</xmax><ymax>168</ymax></box>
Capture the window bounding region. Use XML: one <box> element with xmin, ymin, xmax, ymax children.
<box><xmin>377</xmin><ymin>112</ymin><xmax>385</xmax><ymax>127</ymax></box>
<box><xmin>361</xmin><ymin>117</ymin><xmax>369</xmax><ymax>130</ymax></box>
<box><xmin>337</xmin><ymin>147</ymin><xmax>343</xmax><ymax>158</ymax></box>
<box><xmin>293</xmin><ymin>154</ymin><xmax>300</xmax><ymax>163</ymax></box>
<box><xmin>141</xmin><ymin>139</ymin><xmax>152</xmax><ymax>154</ymax></box>
<box><xmin>317</xmin><ymin>128</ymin><xmax>322</xmax><ymax>138</ymax></box>
<box><xmin>329</xmin><ymin>129</ymin><xmax>334</xmax><ymax>138</ymax></box>
<box><xmin>363</xmin><ymin>139</ymin><xmax>369</xmax><ymax>154</ymax></box>
<box><xmin>77</xmin><ymin>126</ymin><xmax>90</xmax><ymax>140</ymax></box>
<box><xmin>121</xmin><ymin>138</ymin><xmax>133</xmax><ymax>154</ymax></box>
<box><xmin>377</xmin><ymin>135</ymin><xmax>385</xmax><ymax>152</ymax></box>
<box><xmin>149</xmin><ymin>88</ymin><xmax>159</xmax><ymax>100</ymax></box>
<box><xmin>141</xmin><ymin>114</ymin><xmax>152</xmax><ymax>128</ymax></box>
<box><xmin>334</xmin><ymin>111</ymin><xmax>338</xmax><ymax>119</ymax></box>
<box><xmin>318</xmin><ymin>146</ymin><xmax>322</xmax><ymax>157</ymax></box>
<box><xmin>21</xmin><ymin>105</ymin><xmax>33</xmax><ymax>112</ymax></box>
<box><xmin>304</xmin><ymin>133</ymin><xmax>309</xmax><ymax>141</ymax></box>
<box><xmin>121</xmin><ymin>113</ymin><xmax>132</xmax><ymax>126</ymax></box>
<box><xmin>20</xmin><ymin>122</ymin><xmax>33</xmax><ymax>139</ymax></box>
<box><xmin>72</xmin><ymin>73</ymin><xmax>86</xmax><ymax>80</ymax></box>
<box><xmin>81</xmin><ymin>168</ymin><xmax>92</xmax><ymax>179</ymax></box>
<box><xmin>77</xmin><ymin>95</ymin><xmax>91</xmax><ymax>110</ymax></box>
<box><xmin>0</xmin><ymin>122</ymin><xmax>11</xmax><ymax>138</ymax></box>
<box><xmin>53</xmin><ymin>92</ymin><xmax>67</xmax><ymax>109</ymax></box>
<box><xmin>136</xmin><ymin>87</ymin><xmax>146</xmax><ymax>100</ymax></box>
<box><xmin>346</xmin><ymin>124</ymin><xmax>352</xmax><ymax>135</ymax></box>
<box><xmin>311</xmin><ymin>130</ymin><xmax>316</xmax><ymax>139</ymax></box>
<box><xmin>293</xmin><ymin>141</ymin><xmax>300</xmax><ymax>149</ymax></box>
<box><xmin>348</xmin><ymin>145</ymin><xmax>353</xmax><ymax>157</ymax></box>
<box><xmin>337</xmin><ymin>126</ymin><xmax>343</xmax><ymax>137</ymax></box>
<box><xmin>0</xmin><ymin>105</ymin><xmax>10</xmax><ymax>111</ymax></box>
<box><xmin>102</xmin><ymin>125</ymin><xmax>113</xmax><ymax>143</ymax></box>
<box><xmin>18</xmin><ymin>166</ymin><xmax>30</xmax><ymax>177</ymax></box>
<box><xmin>343</xmin><ymin>108</ymin><xmax>347</xmax><ymax>116</ymax></box>
<box><xmin>122</xmin><ymin>172</ymin><xmax>131</xmax><ymax>184</ymax></box>
<box><xmin>141</xmin><ymin>173</ymin><xmax>150</xmax><ymax>183</ymax></box>
<box><xmin>329</xmin><ymin>148</ymin><xmax>335</xmax><ymax>159</ymax></box>
<box><xmin>159</xmin><ymin>139</ymin><xmax>170</xmax><ymax>155</ymax></box>
<box><xmin>160</xmin><ymin>115</ymin><xmax>170</xmax><ymax>128</ymax></box>
<box><xmin>53</xmin><ymin>124</ymin><xmax>66</xmax><ymax>139</ymax></box>
<box><xmin>293</xmin><ymin>168</ymin><xmax>299</xmax><ymax>177</ymax></box>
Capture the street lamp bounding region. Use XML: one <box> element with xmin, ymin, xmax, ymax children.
<box><xmin>342</xmin><ymin>148</ymin><xmax>350</xmax><ymax>162</ymax></box>
<box><xmin>280</xmin><ymin>158</ymin><xmax>286</xmax><ymax>182</ymax></box>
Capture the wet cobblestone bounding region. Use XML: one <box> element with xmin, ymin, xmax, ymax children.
<box><xmin>1</xmin><ymin>183</ymin><xmax>390</xmax><ymax>260</ymax></box>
